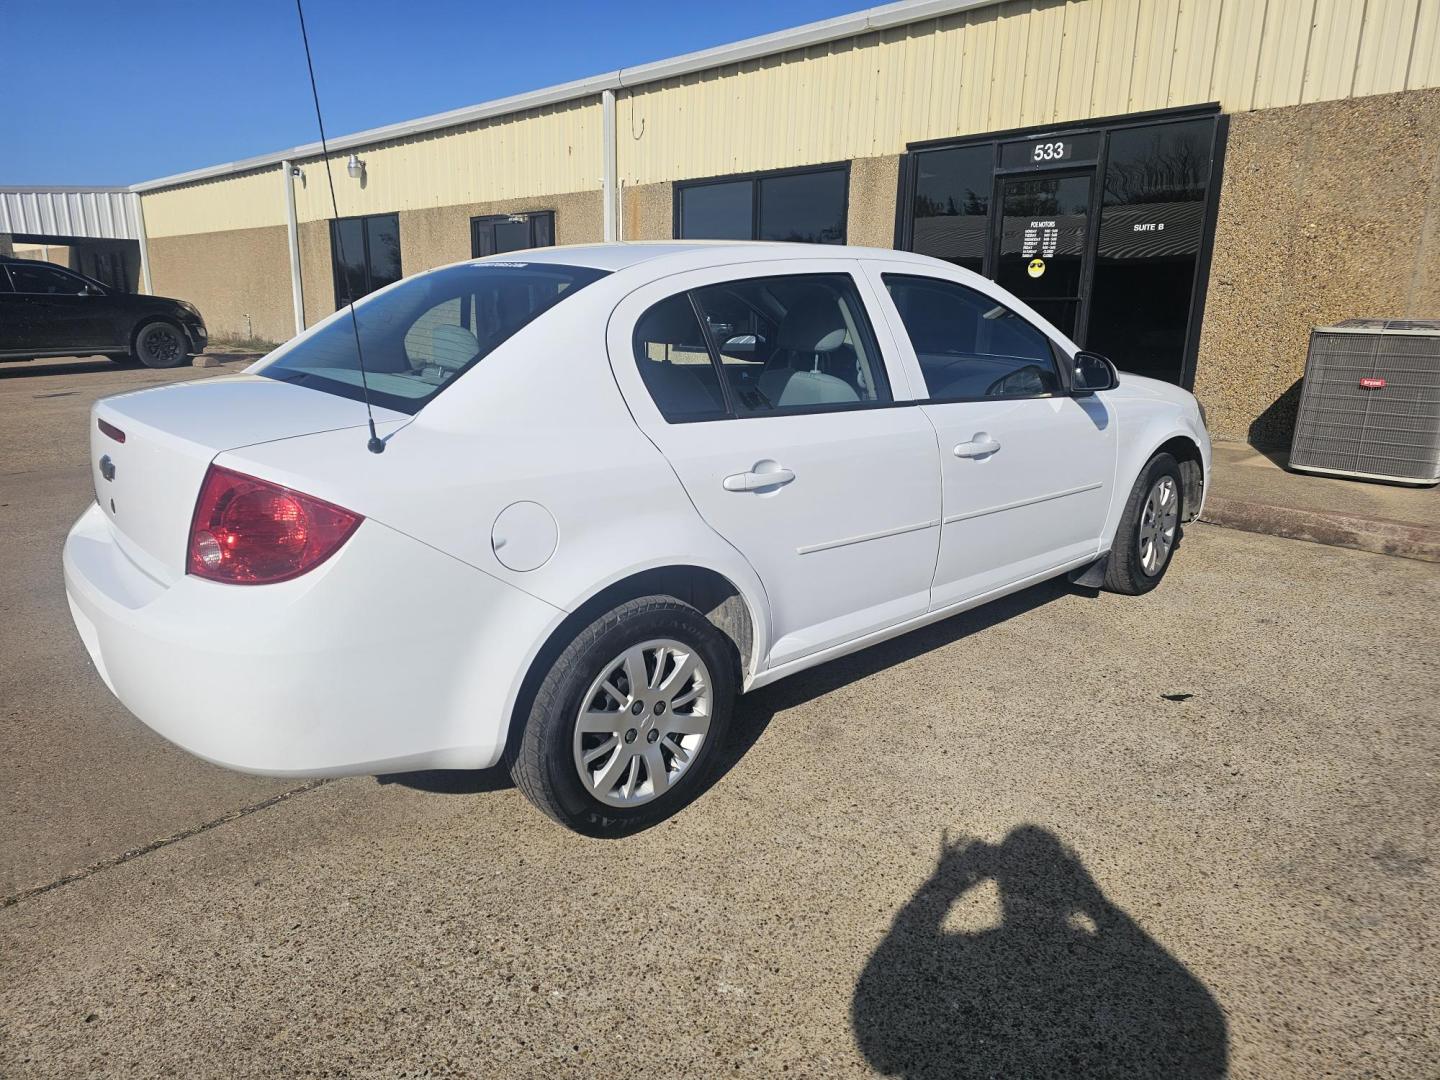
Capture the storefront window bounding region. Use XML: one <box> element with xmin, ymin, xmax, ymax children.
<box><xmin>1087</xmin><ymin>118</ymin><xmax>1214</xmax><ymax>383</ymax></box>
<box><xmin>678</xmin><ymin>166</ymin><xmax>848</xmax><ymax>245</ymax></box>
<box><xmin>898</xmin><ymin>110</ymin><xmax>1220</xmax><ymax>387</ymax></box>
<box><xmin>911</xmin><ymin>145</ymin><xmax>991</xmax><ymax>273</ymax></box>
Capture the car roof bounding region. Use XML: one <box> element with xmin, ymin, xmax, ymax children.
<box><xmin>467</xmin><ymin>240</ymin><xmax>943</xmax><ymax>274</ymax></box>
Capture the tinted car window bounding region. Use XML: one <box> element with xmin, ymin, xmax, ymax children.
<box><xmin>8</xmin><ymin>263</ymin><xmax>86</xmax><ymax>294</ymax></box>
<box><xmin>884</xmin><ymin>274</ymin><xmax>1060</xmax><ymax>400</ymax></box>
<box><xmin>692</xmin><ymin>274</ymin><xmax>890</xmax><ymax>416</ymax></box>
<box><xmin>259</xmin><ymin>262</ymin><xmax>608</xmax><ymax>415</ymax></box>
<box><xmin>632</xmin><ymin>295</ymin><xmax>727</xmax><ymax>422</ymax></box>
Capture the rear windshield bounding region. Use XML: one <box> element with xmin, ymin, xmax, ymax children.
<box><xmin>257</xmin><ymin>262</ymin><xmax>609</xmax><ymax>414</ymax></box>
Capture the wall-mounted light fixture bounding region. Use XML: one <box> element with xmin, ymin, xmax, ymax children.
<box><xmin>290</xmin><ymin>165</ymin><xmax>304</xmax><ymax>178</ymax></box>
<box><xmin>346</xmin><ymin>154</ymin><xmax>365</xmax><ymax>180</ymax></box>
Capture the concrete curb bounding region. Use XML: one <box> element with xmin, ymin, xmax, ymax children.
<box><xmin>1200</xmin><ymin>495</ymin><xmax>1440</xmax><ymax>563</ymax></box>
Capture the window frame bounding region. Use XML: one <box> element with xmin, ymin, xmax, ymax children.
<box><xmin>880</xmin><ymin>271</ymin><xmax>1071</xmax><ymax>405</ymax></box>
<box><xmin>633</xmin><ymin>269</ymin><xmax>899</xmax><ymax>424</ymax></box>
<box><xmin>673</xmin><ymin>162</ymin><xmax>852</xmax><ymax>245</ymax></box>
<box><xmin>330</xmin><ymin>211</ymin><xmax>402</xmax><ymax>309</ymax></box>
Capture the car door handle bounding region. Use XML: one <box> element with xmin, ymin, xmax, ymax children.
<box><xmin>723</xmin><ymin>466</ymin><xmax>796</xmax><ymax>492</ymax></box>
<box><xmin>953</xmin><ymin>434</ymin><xmax>1001</xmax><ymax>458</ymax></box>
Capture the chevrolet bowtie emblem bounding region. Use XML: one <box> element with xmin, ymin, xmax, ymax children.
<box><xmin>99</xmin><ymin>454</ymin><xmax>116</xmax><ymax>482</ymax></box>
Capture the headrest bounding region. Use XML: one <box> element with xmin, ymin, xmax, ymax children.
<box><xmin>428</xmin><ymin>324</ymin><xmax>481</xmax><ymax>370</ymax></box>
<box><xmin>640</xmin><ymin>300</ymin><xmax>703</xmax><ymax>346</ymax></box>
<box><xmin>776</xmin><ymin>292</ymin><xmax>849</xmax><ymax>353</ymax></box>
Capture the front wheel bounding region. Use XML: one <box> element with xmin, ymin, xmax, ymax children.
<box><xmin>509</xmin><ymin>596</ymin><xmax>737</xmax><ymax>835</ymax></box>
<box><xmin>1104</xmin><ymin>452</ymin><xmax>1184</xmax><ymax>595</ymax></box>
<box><xmin>131</xmin><ymin>321</ymin><xmax>190</xmax><ymax>368</ymax></box>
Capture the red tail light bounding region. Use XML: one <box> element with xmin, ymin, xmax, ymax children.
<box><xmin>187</xmin><ymin>466</ymin><xmax>362</xmax><ymax>584</ymax></box>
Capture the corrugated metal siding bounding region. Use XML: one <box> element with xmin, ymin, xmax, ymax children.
<box><xmin>142</xmin><ymin>98</ymin><xmax>602</xmax><ymax>238</ymax></box>
<box><xmin>617</xmin><ymin>0</ymin><xmax>1440</xmax><ymax>186</ymax></box>
<box><xmin>131</xmin><ymin>0</ymin><xmax>1440</xmax><ymax>233</ymax></box>
<box><xmin>0</xmin><ymin>189</ymin><xmax>141</xmax><ymax>240</ymax></box>
<box><xmin>141</xmin><ymin>168</ymin><xmax>286</xmax><ymax>238</ymax></box>
<box><xmin>291</xmin><ymin>97</ymin><xmax>602</xmax><ymax>222</ymax></box>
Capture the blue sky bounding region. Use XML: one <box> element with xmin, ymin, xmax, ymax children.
<box><xmin>3</xmin><ymin>0</ymin><xmax>866</xmax><ymax>187</ymax></box>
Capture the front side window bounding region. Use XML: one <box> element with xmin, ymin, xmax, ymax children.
<box><xmin>884</xmin><ymin>274</ymin><xmax>1060</xmax><ymax>401</ymax></box>
<box><xmin>7</xmin><ymin>262</ymin><xmax>87</xmax><ymax>295</ymax></box>
<box><xmin>677</xmin><ymin>167</ymin><xmax>848</xmax><ymax>245</ymax></box>
<box><xmin>331</xmin><ymin>213</ymin><xmax>401</xmax><ymax>308</ymax></box>
<box><xmin>633</xmin><ymin>273</ymin><xmax>890</xmax><ymax>421</ymax></box>
<box><xmin>262</xmin><ymin>262</ymin><xmax>608</xmax><ymax>414</ymax></box>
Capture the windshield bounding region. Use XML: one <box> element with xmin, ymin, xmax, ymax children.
<box><xmin>258</xmin><ymin>262</ymin><xmax>609</xmax><ymax>414</ymax></box>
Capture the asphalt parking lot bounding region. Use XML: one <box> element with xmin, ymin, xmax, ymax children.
<box><xmin>2</xmin><ymin>355</ymin><xmax>1437</xmax><ymax>1079</ymax></box>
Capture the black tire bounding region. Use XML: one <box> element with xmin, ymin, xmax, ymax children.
<box><xmin>1104</xmin><ymin>451</ymin><xmax>1184</xmax><ymax>595</ymax></box>
<box><xmin>130</xmin><ymin>320</ymin><xmax>190</xmax><ymax>368</ymax></box>
<box><xmin>508</xmin><ymin>595</ymin><xmax>737</xmax><ymax>835</ymax></box>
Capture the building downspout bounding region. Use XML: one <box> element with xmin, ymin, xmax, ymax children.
<box><xmin>282</xmin><ymin>160</ymin><xmax>305</xmax><ymax>336</ymax></box>
<box><xmin>602</xmin><ymin>89</ymin><xmax>618</xmax><ymax>242</ymax></box>
<box><xmin>132</xmin><ymin>192</ymin><xmax>153</xmax><ymax>294</ymax></box>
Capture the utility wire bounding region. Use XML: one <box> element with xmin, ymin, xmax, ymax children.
<box><xmin>294</xmin><ymin>0</ymin><xmax>385</xmax><ymax>454</ymax></box>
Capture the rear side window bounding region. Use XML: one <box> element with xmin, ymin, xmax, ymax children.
<box><xmin>884</xmin><ymin>274</ymin><xmax>1060</xmax><ymax>401</ymax></box>
<box><xmin>632</xmin><ymin>296</ymin><xmax>727</xmax><ymax>422</ymax></box>
<box><xmin>258</xmin><ymin>262</ymin><xmax>608</xmax><ymax>415</ymax></box>
<box><xmin>633</xmin><ymin>273</ymin><xmax>891</xmax><ymax>422</ymax></box>
<box><xmin>8</xmin><ymin>262</ymin><xmax>85</xmax><ymax>294</ymax></box>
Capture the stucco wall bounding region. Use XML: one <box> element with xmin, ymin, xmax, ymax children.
<box><xmin>148</xmin><ymin>225</ymin><xmax>293</xmax><ymax>343</ymax></box>
<box><xmin>1194</xmin><ymin>87</ymin><xmax>1440</xmax><ymax>446</ymax></box>
<box><xmin>622</xmin><ymin>182</ymin><xmax>673</xmax><ymax>241</ymax></box>
<box><xmin>847</xmin><ymin>155</ymin><xmax>900</xmax><ymax>249</ymax></box>
<box><xmin>398</xmin><ymin>189</ymin><xmax>603</xmax><ymax>272</ymax></box>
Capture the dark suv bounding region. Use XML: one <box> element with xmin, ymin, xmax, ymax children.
<box><xmin>0</xmin><ymin>256</ymin><xmax>207</xmax><ymax>368</ymax></box>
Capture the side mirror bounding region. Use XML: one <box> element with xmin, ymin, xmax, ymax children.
<box><xmin>1072</xmin><ymin>350</ymin><xmax>1118</xmax><ymax>394</ymax></box>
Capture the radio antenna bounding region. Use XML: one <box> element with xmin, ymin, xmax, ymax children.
<box><xmin>295</xmin><ymin>0</ymin><xmax>385</xmax><ymax>454</ymax></box>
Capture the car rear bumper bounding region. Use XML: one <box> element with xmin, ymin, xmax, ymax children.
<box><xmin>63</xmin><ymin>502</ymin><xmax>561</xmax><ymax>776</ymax></box>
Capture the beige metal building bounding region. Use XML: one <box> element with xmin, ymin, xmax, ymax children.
<box><xmin>19</xmin><ymin>0</ymin><xmax>1440</xmax><ymax>444</ymax></box>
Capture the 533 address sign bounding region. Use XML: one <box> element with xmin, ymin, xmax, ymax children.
<box><xmin>999</xmin><ymin>131</ymin><xmax>1100</xmax><ymax>169</ymax></box>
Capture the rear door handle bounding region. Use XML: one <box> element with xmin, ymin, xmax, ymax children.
<box><xmin>723</xmin><ymin>466</ymin><xmax>796</xmax><ymax>492</ymax></box>
<box><xmin>953</xmin><ymin>435</ymin><xmax>1001</xmax><ymax>459</ymax></box>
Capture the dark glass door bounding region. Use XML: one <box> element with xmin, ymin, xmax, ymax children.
<box><xmin>331</xmin><ymin>213</ymin><xmax>401</xmax><ymax>308</ymax></box>
<box><xmin>471</xmin><ymin>211</ymin><xmax>555</xmax><ymax>257</ymax></box>
<box><xmin>994</xmin><ymin>173</ymin><xmax>1092</xmax><ymax>338</ymax></box>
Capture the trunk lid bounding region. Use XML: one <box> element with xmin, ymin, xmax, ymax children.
<box><xmin>90</xmin><ymin>374</ymin><xmax>406</xmax><ymax>581</ymax></box>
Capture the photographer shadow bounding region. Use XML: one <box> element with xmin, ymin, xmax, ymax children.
<box><xmin>853</xmin><ymin>826</ymin><xmax>1227</xmax><ymax>1079</ymax></box>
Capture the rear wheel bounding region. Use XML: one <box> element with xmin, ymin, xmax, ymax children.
<box><xmin>509</xmin><ymin>596</ymin><xmax>736</xmax><ymax>835</ymax></box>
<box><xmin>131</xmin><ymin>320</ymin><xmax>189</xmax><ymax>368</ymax></box>
<box><xmin>1104</xmin><ymin>452</ymin><xmax>1183</xmax><ymax>595</ymax></box>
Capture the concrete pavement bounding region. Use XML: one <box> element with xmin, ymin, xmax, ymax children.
<box><xmin>2</xmin><ymin>357</ymin><xmax>1437</xmax><ymax>1078</ymax></box>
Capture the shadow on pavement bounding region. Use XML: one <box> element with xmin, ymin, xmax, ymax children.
<box><xmin>852</xmin><ymin>826</ymin><xmax>1228</xmax><ymax>1079</ymax></box>
<box><xmin>711</xmin><ymin>576</ymin><xmax>1076</xmax><ymax>791</ymax></box>
<box><xmin>376</xmin><ymin>767</ymin><xmax>514</xmax><ymax>794</ymax></box>
<box><xmin>378</xmin><ymin>577</ymin><xmax>1078</xmax><ymax>807</ymax></box>
<box><xmin>0</xmin><ymin>357</ymin><xmax>136</xmax><ymax>379</ymax></box>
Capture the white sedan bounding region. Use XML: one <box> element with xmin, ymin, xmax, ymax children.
<box><xmin>64</xmin><ymin>242</ymin><xmax>1209</xmax><ymax>833</ymax></box>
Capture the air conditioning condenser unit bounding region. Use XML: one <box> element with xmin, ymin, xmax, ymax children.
<box><xmin>1289</xmin><ymin>319</ymin><xmax>1440</xmax><ymax>486</ymax></box>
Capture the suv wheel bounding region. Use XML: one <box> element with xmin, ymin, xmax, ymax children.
<box><xmin>509</xmin><ymin>596</ymin><xmax>737</xmax><ymax>835</ymax></box>
<box><xmin>1104</xmin><ymin>452</ymin><xmax>1184</xmax><ymax>595</ymax></box>
<box><xmin>131</xmin><ymin>321</ymin><xmax>189</xmax><ymax>368</ymax></box>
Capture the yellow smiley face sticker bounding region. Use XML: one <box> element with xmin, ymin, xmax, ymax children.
<box><xmin>1027</xmin><ymin>258</ymin><xmax>1046</xmax><ymax>278</ymax></box>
